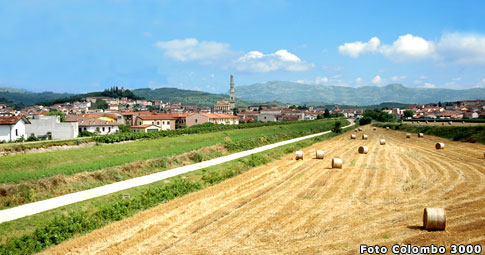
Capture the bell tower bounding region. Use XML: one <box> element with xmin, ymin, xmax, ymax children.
<box><xmin>229</xmin><ymin>74</ymin><xmax>235</xmax><ymax>110</ymax></box>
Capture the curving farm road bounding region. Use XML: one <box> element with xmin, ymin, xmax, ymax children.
<box><xmin>43</xmin><ymin>125</ymin><xmax>485</xmax><ymax>255</ymax></box>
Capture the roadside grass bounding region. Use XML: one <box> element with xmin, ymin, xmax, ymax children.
<box><xmin>373</xmin><ymin>123</ymin><xmax>485</xmax><ymax>144</ymax></box>
<box><xmin>0</xmin><ymin>119</ymin><xmax>342</xmax><ymax>184</ymax></box>
<box><xmin>0</xmin><ymin>124</ymin><xmax>355</xmax><ymax>254</ymax></box>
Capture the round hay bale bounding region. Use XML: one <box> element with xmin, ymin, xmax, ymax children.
<box><xmin>354</xmin><ymin>129</ymin><xmax>358</xmax><ymax>132</ymax></box>
<box><xmin>358</xmin><ymin>127</ymin><xmax>363</xmax><ymax>131</ymax></box>
<box><xmin>295</xmin><ymin>151</ymin><xmax>303</xmax><ymax>160</ymax></box>
<box><xmin>315</xmin><ymin>150</ymin><xmax>324</xmax><ymax>159</ymax></box>
<box><xmin>423</xmin><ymin>208</ymin><xmax>446</xmax><ymax>231</ymax></box>
<box><xmin>350</xmin><ymin>134</ymin><xmax>356</xmax><ymax>139</ymax></box>
<box><xmin>435</xmin><ymin>142</ymin><xmax>445</xmax><ymax>150</ymax></box>
<box><xmin>358</xmin><ymin>146</ymin><xmax>368</xmax><ymax>154</ymax></box>
<box><xmin>373</xmin><ymin>127</ymin><xmax>376</xmax><ymax>130</ymax></box>
<box><xmin>406</xmin><ymin>133</ymin><xmax>411</xmax><ymax>138</ymax></box>
<box><xmin>448</xmin><ymin>121</ymin><xmax>452</xmax><ymax>125</ymax></box>
<box><xmin>426</xmin><ymin>121</ymin><xmax>429</xmax><ymax>124</ymax></box>
<box><xmin>418</xmin><ymin>133</ymin><xmax>424</xmax><ymax>138</ymax></box>
<box><xmin>462</xmin><ymin>121</ymin><xmax>465</xmax><ymax>124</ymax></box>
<box><xmin>332</xmin><ymin>158</ymin><xmax>343</xmax><ymax>169</ymax></box>
<box><xmin>380</xmin><ymin>139</ymin><xmax>386</xmax><ymax>145</ymax></box>
<box><xmin>362</xmin><ymin>134</ymin><xmax>368</xmax><ymax>140</ymax></box>
<box><xmin>386</xmin><ymin>127</ymin><xmax>390</xmax><ymax>130</ymax></box>
<box><xmin>442</xmin><ymin>122</ymin><xmax>445</xmax><ymax>126</ymax></box>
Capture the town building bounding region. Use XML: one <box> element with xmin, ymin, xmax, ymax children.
<box><xmin>134</xmin><ymin>114</ymin><xmax>175</xmax><ymax>130</ymax></box>
<box><xmin>26</xmin><ymin>115</ymin><xmax>79</xmax><ymax>140</ymax></box>
<box><xmin>186</xmin><ymin>113</ymin><xmax>239</xmax><ymax>127</ymax></box>
<box><xmin>0</xmin><ymin>115</ymin><xmax>31</xmax><ymax>142</ymax></box>
<box><xmin>129</xmin><ymin>124</ymin><xmax>162</xmax><ymax>133</ymax></box>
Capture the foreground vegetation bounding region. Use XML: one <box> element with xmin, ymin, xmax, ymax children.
<box><xmin>0</xmin><ymin>123</ymin><xmax>355</xmax><ymax>254</ymax></box>
<box><xmin>373</xmin><ymin>123</ymin><xmax>485</xmax><ymax>144</ymax></box>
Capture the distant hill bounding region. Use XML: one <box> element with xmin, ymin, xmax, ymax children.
<box><xmin>132</xmin><ymin>87</ymin><xmax>286</xmax><ymax>107</ymax></box>
<box><xmin>0</xmin><ymin>88</ymin><xmax>73</xmax><ymax>106</ymax></box>
<box><xmin>236</xmin><ymin>82</ymin><xmax>485</xmax><ymax>105</ymax></box>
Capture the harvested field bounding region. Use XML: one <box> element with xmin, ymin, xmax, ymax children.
<box><xmin>404</xmin><ymin>121</ymin><xmax>485</xmax><ymax>127</ymax></box>
<box><xmin>44</xmin><ymin>126</ymin><xmax>485</xmax><ymax>255</ymax></box>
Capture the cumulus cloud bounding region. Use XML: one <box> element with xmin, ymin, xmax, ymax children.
<box><xmin>436</xmin><ymin>33</ymin><xmax>485</xmax><ymax>64</ymax></box>
<box><xmin>423</xmin><ymin>82</ymin><xmax>436</xmax><ymax>88</ymax></box>
<box><xmin>355</xmin><ymin>77</ymin><xmax>362</xmax><ymax>84</ymax></box>
<box><xmin>380</xmin><ymin>34</ymin><xmax>435</xmax><ymax>59</ymax></box>
<box><xmin>235</xmin><ymin>49</ymin><xmax>313</xmax><ymax>72</ymax></box>
<box><xmin>338</xmin><ymin>37</ymin><xmax>380</xmax><ymax>57</ymax></box>
<box><xmin>339</xmin><ymin>33</ymin><xmax>485</xmax><ymax>64</ymax></box>
<box><xmin>391</xmin><ymin>75</ymin><xmax>407</xmax><ymax>81</ymax></box>
<box><xmin>154</xmin><ymin>38</ymin><xmax>232</xmax><ymax>62</ymax></box>
<box><xmin>371</xmin><ymin>75</ymin><xmax>382</xmax><ymax>85</ymax></box>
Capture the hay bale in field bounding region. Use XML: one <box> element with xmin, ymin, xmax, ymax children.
<box><xmin>462</xmin><ymin>121</ymin><xmax>465</xmax><ymax>124</ymax></box>
<box><xmin>362</xmin><ymin>134</ymin><xmax>368</xmax><ymax>140</ymax></box>
<box><xmin>386</xmin><ymin>127</ymin><xmax>390</xmax><ymax>130</ymax></box>
<box><xmin>295</xmin><ymin>151</ymin><xmax>303</xmax><ymax>160</ymax></box>
<box><xmin>332</xmin><ymin>158</ymin><xmax>343</xmax><ymax>169</ymax></box>
<box><xmin>418</xmin><ymin>133</ymin><xmax>424</xmax><ymax>138</ymax></box>
<box><xmin>435</xmin><ymin>142</ymin><xmax>445</xmax><ymax>149</ymax></box>
<box><xmin>448</xmin><ymin>121</ymin><xmax>452</xmax><ymax>125</ymax></box>
<box><xmin>316</xmin><ymin>150</ymin><xmax>325</xmax><ymax>159</ymax></box>
<box><xmin>406</xmin><ymin>133</ymin><xmax>411</xmax><ymax>138</ymax></box>
<box><xmin>373</xmin><ymin>127</ymin><xmax>376</xmax><ymax>130</ymax></box>
<box><xmin>358</xmin><ymin>127</ymin><xmax>363</xmax><ymax>131</ymax></box>
<box><xmin>423</xmin><ymin>208</ymin><xmax>446</xmax><ymax>231</ymax></box>
<box><xmin>442</xmin><ymin>122</ymin><xmax>445</xmax><ymax>126</ymax></box>
<box><xmin>351</xmin><ymin>134</ymin><xmax>356</xmax><ymax>139</ymax></box>
<box><xmin>380</xmin><ymin>139</ymin><xmax>386</xmax><ymax>145</ymax></box>
<box><xmin>354</xmin><ymin>129</ymin><xmax>358</xmax><ymax>132</ymax></box>
<box><xmin>426</xmin><ymin>121</ymin><xmax>429</xmax><ymax>124</ymax></box>
<box><xmin>358</xmin><ymin>146</ymin><xmax>368</xmax><ymax>154</ymax></box>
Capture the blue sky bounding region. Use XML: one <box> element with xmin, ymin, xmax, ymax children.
<box><xmin>1</xmin><ymin>0</ymin><xmax>485</xmax><ymax>94</ymax></box>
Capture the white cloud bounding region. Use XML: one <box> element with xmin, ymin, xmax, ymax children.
<box><xmin>338</xmin><ymin>37</ymin><xmax>380</xmax><ymax>57</ymax></box>
<box><xmin>235</xmin><ymin>49</ymin><xmax>313</xmax><ymax>72</ymax></box>
<box><xmin>423</xmin><ymin>82</ymin><xmax>435</xmax><ymax>88</ymax></box>
<box><xmin>436</xmin><ymin>33</ymin><xmax>485</xmax><ymax>64</ymax></box>
<box><xmin>355</xmin><ymin>77</ymin><xmax>362</xmax><ymax>83</ymax></box>
<box><xmin>339</xmin><ymin>33</ymin><xmax>485</xmax><ymax>64</ymax></box>
<box><xmin>371</xmin><ymin>75</ymin><xmax>381</xmax><ymax>85</ymax></box>
<box><xmin>155</xmin><ymin>38</ymin><xmax>232</xmax><ymax>62</ymax></box>
<box><xmin>380</xmin><ymin>34</ymin><xmax>435</xmax><ymax>59</ymax></box>
<box><xmin>452</xmin><ymin>77</ymin><xmax>462</xmax><ymax>81</ymax></box>
<box><xmin>296</xmin><ymin>80</ymin><xmax>305</xmax><ymax>84</ymax></box>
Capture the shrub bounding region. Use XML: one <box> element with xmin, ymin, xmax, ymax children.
<box><xmin>359</xmin><ymin>116</ymin><xmax>372</xmax><ymax>125</ymax></box>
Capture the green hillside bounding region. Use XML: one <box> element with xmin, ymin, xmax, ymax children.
<box><xmin>236</xmin><ymin>82</ymin><xmax>485</xmax><ymax>105</ymax></box>
<box><xmin>132</xmin><ymin>87</ymin><xmax>286</xmax><ymax>107</ymax></box>
<box><xmin>0</xmin><ymin>89</ymin><xmax>73</xmax><ymax>106</ymax></box>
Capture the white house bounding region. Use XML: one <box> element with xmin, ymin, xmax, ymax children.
<box><xmin>26</xmin><ymin>115</ymin><xmax>79</xmax><ymax>140</ymax></box>
<box><xmin>0</xmin><ymin>115</ymin><xmax>31</xmax><ymax>142</ymax></box>
<box><xmin>75</xmin><ymin>117</ymin><xmax>119</xmax><ymax>135</ymax></box>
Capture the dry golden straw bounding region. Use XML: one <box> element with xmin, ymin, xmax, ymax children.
<box><xmin>423</xmin><ymin>208</ymin><xmax>446</xmax><ymax>231</ymax></box>
<box><xmin>418</xmin><ymin>133</ymin><xmax>424</xmax><ymax>138</ymax></box>
<box><xmin>373</xmin><ymin>127</ymin><xmax>376</xmax><ymax>130</ymax></box>
<box><xmin>435</xmin><ymin>142</ymin><xmax>445</xmax><ymax>150</ymax></box>
<box><xmin>315</xmin><ymin>150</ymin><xmax>324</xmax><ymax>159</ymax></box>
<box><xmin>406</xmin><ymin>133</ymin><xmax>411</xmax><ymax>138</ymax></box>
<box><xmin>362</xmin><ymin>134</ymin><xmax>368</xmax><ymax>140</ymax></box>
<box><xmin>332</xmin><ymin>158</ymin><xmax>343</xmax><ymax>169</ymax></box>
<box><xmin>380</xmin><ymin>139</ymin><xmax>386</xmax><ymax>145</ymax></box>
<box><xmin>350</xmin><ymin>134</ymin><xmax>356</xmax><ymax>139</ymax></box>
<box><xmin>358</xmin><ymin>127</ymin><xmax>363</xmax><ymax>131</ymax></box>
<box><xmin>358</xmin><ymin>146</ymin><xmax>368</xmax><ymax>154</ymax></box>
<box><xmin>295</xmin><ymin>151</ymin><xmax>303</xmax><ymax>160</ymax></box>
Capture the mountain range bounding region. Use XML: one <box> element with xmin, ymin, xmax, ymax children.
<box><xmin>1</xmin><ymin>82</ymin><xmax>484</xmax><ymax>108</ymax></box>
<box><xmin>235</xmin><ymin>82</ymin><xmax>485</xmax><ymax>105</ymax></box>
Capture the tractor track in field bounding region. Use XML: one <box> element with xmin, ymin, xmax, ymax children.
<box><xmin>43</xmin><ymin>126</ymin><xmax>485</xmax><ymax>255</ymax></box>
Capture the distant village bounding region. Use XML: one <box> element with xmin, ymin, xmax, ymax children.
<box><xmin>0</xmin><ymin>75</ymin><xmax>484</xmax><ymax>143</ymax></box>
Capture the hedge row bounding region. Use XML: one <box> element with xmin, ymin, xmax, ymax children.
<box><xmin>373</xmin><ymin>123</ymin><xmax>485</xmax><ymax>144</ymax></box>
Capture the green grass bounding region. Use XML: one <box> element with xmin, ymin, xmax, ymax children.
<box><xmin>0</xmin><ymin>124</ymin><xmax>355</xmax><ymax>254</ymax></box>
<box><xmin>0</xmin><ymin>119</ymin><xmax>346</xmax><ymax>185</ymax></box>
<box><xmin>373</xmin><ymin>123</ymin><xmax>485</xmax><ymax>144</ymax></box>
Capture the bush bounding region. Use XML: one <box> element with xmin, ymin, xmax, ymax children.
<box><xmin>27</xmin><ymin>135</ymin><xmax>39</xmax><ymax>142</ymax></box>
<box><xmin>332</xmin><ymin>121</ymin><xmax>342</xmax><ymax>133</ymax></box>
<box><xmin>359</xmin><ymin>116</ymin><xmax>372</xmax><ymax>125</ymax></box>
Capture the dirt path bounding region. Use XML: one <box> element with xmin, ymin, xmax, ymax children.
<box><xmin>43</xmin><ymin>126</ymin><xmax>485</xmax><ymax>255</ymax></box>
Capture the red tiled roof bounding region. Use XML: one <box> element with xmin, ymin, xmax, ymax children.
<box><xmin>136</xmin><ymin>114</ymin><xmax>175</xmax><ymax>120</ymax></box>
<box><xmin>0</xmin><ymin>115</ymin><xmax>22</xmax><ymax>125</ymax></box>
<box><xmin>193</xmin><ymin>113</ymin><xmax>238</xmax><ymax>119</ymax></box>
<box><xmin>130</xmin><ymin>124</ymin><xmax>161</xmax><ymax>128</ymax></box>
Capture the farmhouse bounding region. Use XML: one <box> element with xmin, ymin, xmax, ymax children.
<box><xmin>68</xmin><ymin>116</ymin><xmax>119</xmax><ymax>135</ymax></box>
<box><xmin>186</xmin><ymin>113</ymin><xmax>239</xmax><ymax>127</ymax></box>
<box><xmin>0</xmin><ymin>115</ymin><xmax>31</xmax><ymax>142</ymax></box>
<box><xmin>134</xmin><ymin>114</ymin><xmax>175</xmax><ymax>130</ymax></box>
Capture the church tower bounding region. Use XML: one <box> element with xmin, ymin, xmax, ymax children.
<box><xmin>229</xmin><ymin>74</ymin><xmax>235</xmax><ymax>110</ymax></box>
